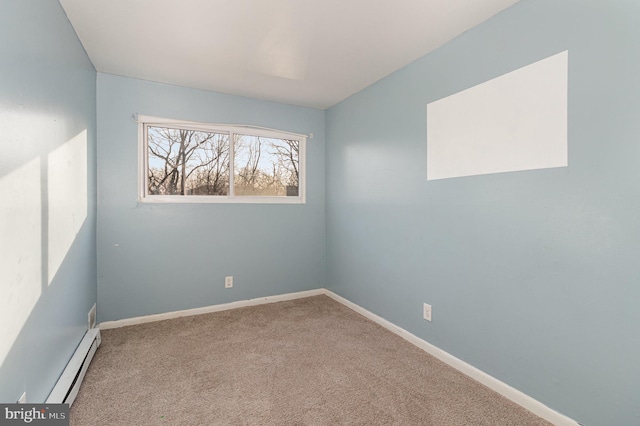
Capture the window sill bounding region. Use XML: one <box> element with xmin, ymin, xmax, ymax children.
<box><xmin>139</xmin><ymin>196</ymin><xmax>305</xmax><ymax>204</ymax></box>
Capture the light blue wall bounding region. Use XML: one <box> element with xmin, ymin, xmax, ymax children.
<box><xmin>3</xmin><ymin>1</ymin><xmax>635</xmax><ymax>422</ymax></box>
<box><xmin>0</xmin><ymin>1</ymin><xmax>97</xmax><ymax>403</ymax></box>
<box><xmin>96</xmin><ymin>74</ymin><xmax>325</xmax><ymax>322</ymax></box>
<box><xmin>326</xmin><ymin>1</ymin><xmax>640</xmax><ymax>425</ymax></box>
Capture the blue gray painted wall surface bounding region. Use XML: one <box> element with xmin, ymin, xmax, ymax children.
<box><xmin>2</xmin><ymin>0</ymin><xmax>636</xmax><ymax>422</ymax></box>
<box><xmin>96</xmin><ymin>74</ymin><xmax>325</xmax><ymax>322</ymax></box>
<box><xmin>326</xmin><ymin>1</ymin><xmax>640</xmax><ymax>425</ymax></box>
<box><xmin>0</xmin><ymin>1</ymin><xmax>97</xmax><ymax>403</ymax></box>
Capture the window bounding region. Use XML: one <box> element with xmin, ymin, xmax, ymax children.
<box><xmin>138</xmin><ymin>116</ymin><xmax>306</xmax><ymax>203</ymax></box>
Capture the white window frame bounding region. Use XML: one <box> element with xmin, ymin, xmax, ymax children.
<box><xmin>138</xmin><ymin>115</ymin><xmax>306</xmax><ymax>204</ymax></box>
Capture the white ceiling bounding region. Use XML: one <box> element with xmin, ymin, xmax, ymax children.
<box><xmin>60</xmin><ymin>0</ymin><xmax>519</xmax><ymax>110</ymax></box>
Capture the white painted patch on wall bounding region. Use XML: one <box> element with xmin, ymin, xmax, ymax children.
<box><xmin>426</xmin><ymin>50</ymin><xmax>568</xmax><ymax>180</ymax></box>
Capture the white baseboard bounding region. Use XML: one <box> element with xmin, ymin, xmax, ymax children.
<box><xmin>98</xmin><ymin>287</ymin><xmax>578</xmax><ymax>425</ymax></box>
<box><xmin>99</xmin><ymin>289</ymin><xmax>325</xmax><ymax>329</ymax></box>
<box><xmin>322</xmin><ymin>289</ymin><xmax>579</xmax><ymax>426</ymax></box>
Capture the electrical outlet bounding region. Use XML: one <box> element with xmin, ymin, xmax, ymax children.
<box><xmin>423</xmin><ymin>303</ymin><xmax>432</xmax><ymax>322</ymax></box>
<box><xmin>225</xmin><ymin>276</ymin><xmax>233</xmax><ymax>288</ymax></box>
<box><xmin>18</xmin><ymin>392</ymin><xmax>26</xmax><ymax>404</ymax></box>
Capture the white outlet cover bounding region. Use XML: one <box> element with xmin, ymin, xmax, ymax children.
<box><xmin>18</xmin><ymin>392</ymin><xmax>26</xmax><ymax>404</ymax></box>
<box><xmin>225</xmin><ymin>276</ymin><xmax>233</xmax><ymax>288</ymax></box>
<box><xmin>423</xmin><ymin>303</ymin><xmax>432</xmax><ymax>322</ymax></box>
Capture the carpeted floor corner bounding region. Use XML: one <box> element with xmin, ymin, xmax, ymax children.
<box><xmin>70</xmin><ymin>295</ymin><xmax>552</xmax><ymax>425</ymax></box>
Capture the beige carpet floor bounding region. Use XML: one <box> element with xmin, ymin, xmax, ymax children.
<box><xmin>70</xmin><ymin>295</ymin><xmax>552</xmax><ymax>425</ymax></box>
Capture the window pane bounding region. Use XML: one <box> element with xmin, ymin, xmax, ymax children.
<box><xmin>147</xmin><ymin>126</ymin><xmax>229</xmax><ymax>196</ymax></box>
<box><xmin>233</xmin><ymin>134</ymin><xmax>299</xmax><ymax>196</ymax></box>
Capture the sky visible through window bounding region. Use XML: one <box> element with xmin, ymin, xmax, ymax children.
<box><xmin>147</xmin><ymin>126</ymin><xmax>299</xmax><ymax>197</ymax></box>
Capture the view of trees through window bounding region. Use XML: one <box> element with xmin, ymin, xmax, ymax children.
<box><xmin>234</xmin><ymin>134</ymin><xmax>299</xmax><ymax>196</ymax></box>
<box><xmin>147</xmin><ymin>126</ymin><xmax>300</xmax><ymax>197</ymax></box>
<box><xmin>147</xmin><ymin>126</ymin><xmax>229</xmax><ymax>196</ymax></box>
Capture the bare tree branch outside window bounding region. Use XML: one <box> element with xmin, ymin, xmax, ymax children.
<box><xmin>147</xmin><ymin>127</ymin><xmax>229</xmax><ymax>195</ymax></box>
<box><xmin>234</xmin><ymin>135</ymin><xmax>299</xmax><ymax>196</ymax></box>
<box><xmin>145</xmin><ymin>123</ymin><xmax>301</xmax><ymax>199</ymax></box>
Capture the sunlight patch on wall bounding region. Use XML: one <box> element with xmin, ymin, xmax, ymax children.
<box><xmin>427</xmin><ymin>50</ymin><xmax>568</xmax><ymax>180</ymax></box>
<box><xmin>0</xmin><ymin>157</ymin><xmax>42</xmax><ymax>367</ymax></box>
<box><xmin>48</xmin><ymin>130</ymin><xmax>88</xmax><ymax>285</ymax></box>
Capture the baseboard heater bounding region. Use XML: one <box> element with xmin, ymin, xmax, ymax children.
<box><xmin>47</xmin><ymin>328</ymin><xmax>101</xmax><ymax>407</ymax></box>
